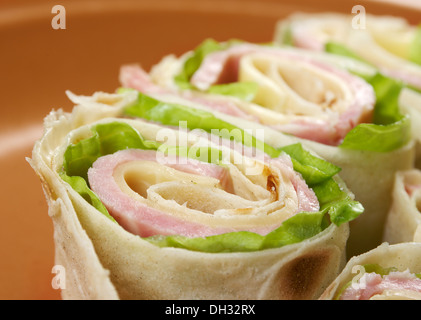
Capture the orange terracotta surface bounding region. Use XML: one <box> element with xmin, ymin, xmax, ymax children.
<box><xmin>0</xmin><ymin>0</ymin><xmax>419</xmax><ymax>300</ymax></box>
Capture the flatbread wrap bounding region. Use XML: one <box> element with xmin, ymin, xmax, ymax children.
<box><xmin>274</xmin><ymin>13</ymin><xmax>421</xmax><ymax>90</ymax></box>
<box><xmin>383</xmin><ymin>169</ymin><xmax>421</xmax><ymax>244</ymax></box>
<box><xmin>320</xmin><ymin>242</ymin><xmax>421</xmax><ymax>300</ymax></box>
<box><xmin>120</xmin><ymin>40</ymin><xmax>415</xmax><ymax>256</ymax></box>
<box><xmin>29</xmin><ymin>90</ymin><xmax>363</xmax><ymax>299</ymax></box>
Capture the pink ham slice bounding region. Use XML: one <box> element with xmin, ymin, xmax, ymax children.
<box><xmin>88</xmin><ymin>149</ymin><xmax>236</xmax><ymax>238</ymax></box>
<box><xmin>119</xmin><ymin>64</ymin><xmax>170</xmax><ymax>95</ymax></box>
<box><xmin>339</xmin><ymin>271</ymin><xmax>421</xmax><ymax>300</ymax></box>
<box><xmin>87</xmin><ymin>148</ymin><xmax>319</xmax><ymax>238</ymax></box>
<box><xmin>381</xmin><ymin>69</ymin><xmax>421</xmax><ymax>91</ymax></box>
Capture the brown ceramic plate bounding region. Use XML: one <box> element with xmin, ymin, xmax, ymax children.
<box><xmin>1</xmin><ymin>0</ymin><xmax>419</xmax><ymax>300</ymax></box>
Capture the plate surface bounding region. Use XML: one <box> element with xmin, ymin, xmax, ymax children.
<box><xmin>0</xmin><ymin>0</ymin><xmax>419</xmax><ymax>300</ymax></box>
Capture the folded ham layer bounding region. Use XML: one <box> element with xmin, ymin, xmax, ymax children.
<box><xmin>278</xmin><ymin>13</ymin><xmax>421</xmax><ymax>90</ymax></box>
<box><xmin>339</xmin><ymin>270</ymin><xmax>421</xmax><ymax>300</ymax></box>
<box><xmin>87</xmin><ymin>149</ymin><xmax>319</xmax><ymax>238</ymax></box>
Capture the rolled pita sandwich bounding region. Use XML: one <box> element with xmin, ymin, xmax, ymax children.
<box><xmin>275</xmin><ymin>12</ymin><xmax>421</xmax><ymax>168</ymax></box>
<box><xmin>274</xmin><ymin>13</ymin><xmax>421</xmax><ymax>90</ymax></box>
<box><xmin>320</xmin><ymin>242</ymin><xmax>421</xmax><ymax>300</ymax></box>
<box><xmin>383</xmin><ymin>170</ymin><xmax>421</xmax><ymax>245</ymax></box>
<box><xmin>120</xmin><ymin>39</ymin><xmax>415</xmax><ymax>256</ymax></box>
<box><xmin>29</xmin><ymin>90</ymin><xmax>363</xmax><ymax>299</ymax></box>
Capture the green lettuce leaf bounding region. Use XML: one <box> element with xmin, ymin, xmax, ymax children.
<box><xmin>409</xmin><ymin>24</ymin><xmax>421</xmax><ymax>66</ymax></box>
<box><xmin>340</xmin><ymin>72</ymin><xmax>411</xmax><ymax>152</ymax></box>
<box><xmin>311</xmin><ymin>179</ymin><xmax>364</xmax><ymax>226</ymax></box>
<box><xmin>281</xmin><ymin>25</ymin><xmax>294</xmax><ymax>46</ymax></box>
<box><xmin>148</xmin><ymin>201</ymin><xmax>361</xmax><ymax>253</ymax></box>
<box><xmin>207</xmin><ymin>81</ymin><xmax>259</xmax><ymax>101</ymax></box>
<box><xmin>340</xmin><ymin>117</ymin><xmax>410</xmax><ymax>152</ymax></box>
<box><xmin>325</xmin><ymin>42</ymin><xmax>411</xmax><ymax>152</ymax></box>
<box><xmin>148</xmin><ymin>230</ymin><xmax>264</xmax><ymax>253</ymax></box>
<box><xmin>279</xmin><ymin>143</ymin><xmax>341</xmax><ymax>185</ymax></box>
<box><xmin>259</xmin><ymin>211</ymin><xmax>328</xmax><ymax>250</ymax></box>
<box><xmin>147</xmin><ymin>210</ymin><xmax>327</xmax><ymax>252</ymax></box>
<box><xmin>368</xmin><ymin>72</ymin><xmax>405</xmax><ymax>125</ymax></box>
<box><xmin>59</xmin><ymin>172</ymin><xmax>115</xmax><ymax>222</ymax></box>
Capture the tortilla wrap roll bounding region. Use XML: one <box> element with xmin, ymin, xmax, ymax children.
<box><xmin>275</xmin><ymin>13</ymin><xmax>421</xmax><ymax>168</ymax></box>
<box><xmin>29</xmin><ymin>90</ymin><xmax>362</xmax><ymax>299</ymax></box>
<box><xmin>383</xmin><ymin>170</ymin><xmax>421</xmax><ymax>245</ymax></box>
<box><xmin>120</xmin><ymin>40</ymin><xmax>415</xmax><ymax>256</ymax></box>
<box><xmin>320</xmin><ymin>242</ymin><xmax>421</xmax><ymax>300</ymax></box>
<box><xmin>274</xmin><ymin>13</ymin><xmax>421</xmax><ymax>90</ymax></box>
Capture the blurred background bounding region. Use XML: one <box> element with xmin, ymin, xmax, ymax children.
<box><xmin>0</xmin><ymin>0</ymin><xmax>419</xmax><ymax>300</ymax></box>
